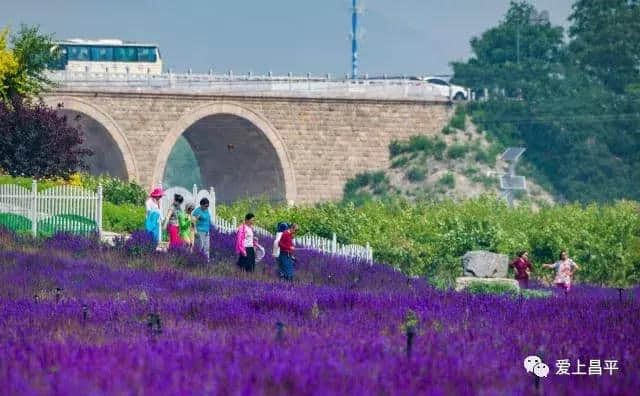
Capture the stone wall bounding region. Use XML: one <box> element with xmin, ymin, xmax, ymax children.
<box><xmin>44</xmin><ymin>91</ymin><xmax>453</xmax><ymax>203</ymax></box>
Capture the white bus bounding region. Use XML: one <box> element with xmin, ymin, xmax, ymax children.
<box><xmin>49</xmin><ymin>39</ymin><xmax>163</xmax><ymax>75</ymax></box>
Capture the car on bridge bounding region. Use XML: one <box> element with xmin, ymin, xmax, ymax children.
<box><xmin>421</xmin><ymin>76</ymin><xmax>468</xmax><ymax>100</ymax></box>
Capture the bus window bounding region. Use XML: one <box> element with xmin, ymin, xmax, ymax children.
<box><xmin>48</xmin><ymin>46</ymin><xmax>68</xmax><ymax>70</ymax></box>
<box><xmin>91</xmin><ymin>46</ymin><xmax>114</xmax><ymax>61</ymax></box>
<box><xmin>114</xmin><ymin>47</ymin><xmax>137</xmax><ymax>62</ymax></box>
<box><xmin>68</xmin><ymin>46</ymin><xmax>90</xmax><ymax>61</ymax></box>
<box><xmin>137</xmin><ymin>47</ymin><xmax>157</xmax><ymax>62</ymax></box>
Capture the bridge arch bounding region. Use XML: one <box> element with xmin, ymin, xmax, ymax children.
<box><xmin>153</xmin><ymin>102</ymin><xmax>297</xmax><ymax>203</ymax></box>
<box><xmin>43</xmin><ymin>96</ymin><xmax>139</xmax><ymax>181</ymax></box>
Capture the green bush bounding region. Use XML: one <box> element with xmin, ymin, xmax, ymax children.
<box><xmin>438</xmin><ymin>173</ymin><xmax>456</xmax><ymax>189</ymax></box>
<box><xmin>441</xmin><ymin>125</ymin><xmax>455</xmax><ymax>135</ymax></box>
<box><xmin>344</xmin><ymin>171</ymin><xmax>389</xmax><ymax>202</ymax></box>
<box><xmin>387</xmin><ymin>136</ymin><xmax>447</xmax><ymax>159</ymax></box>
<box><xmin>391</xmin><ymin>156</ymin><xmax>409</xmax><ymax>169</ymax></box>
<box><xmin>406</xmin><ymin>167</ymin><xmax>426</xmax><ymax>182</ymax></box>
<box><xmin>389</xmin><ymin>140</ymin><xmax>404</xmax><ymax>157</ymax></box>
<box><xmin>471</xmin><ymin>174</ymin><xmax>498</xmax><ymax>188</ymax></box>
<box><xmin>407</xmin><ymin>136</ymin><xmax>431</xmax><ymax>152</ymax></box>
<box><xmin>450</xmin><ymin>106</ymin><xmax>467</xmax><ymax>130</ymax></box>
<box><xmin>467</xmin><ymin>281</ymin><xmax>519</xmax><ymax>295</ymax></box>
<box><xmin>0</xmin><ymin>175</ymin><xmax>63</xmax><ymax>191</ymax></box>
<box><xmin>80</xmin><ymin>175</ymin><xmax>146</xmax><ymax>206</ymax></box>
<box><xmin>463</xmin><ymin>167</ymin><xmax>479</xmax><ymax>177</ymax></box>
<box><xmin>466</xmin><ymin>281</ymin><xmax>551</xmax><ymax>298</ymax></box>
<box><xmin>446</xmin><ymin>144</ymin><xmax>469</xmax><ymax>159</ymax></box>
<box><xmin>474</xmin><ymin>148</ymin><xmax>490</xmax><ymax>164</ymax></box>
<box><xmin>103</xmin><ymin>202</ymin><xmax>145</xmax><ymax>233</ymax></box>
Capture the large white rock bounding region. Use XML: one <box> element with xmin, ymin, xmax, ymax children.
<box><xmin>462</xmin><ymin>251</ymin><xmax>508</xmax><ymax>278</ymax></box>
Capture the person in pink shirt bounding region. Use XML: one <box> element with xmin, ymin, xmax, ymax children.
<box><xmin>235</xmin><ymin>213</ymin><xmax>263</xmax><ymax>272</ymax></box>
<box><xmin>543</xmin><ymin>250</ymin><xmax>580</xmax><ymax>293</ymax></box>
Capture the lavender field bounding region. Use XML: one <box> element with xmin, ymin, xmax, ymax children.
<box><xmin>0</xmin><ymin>228</ymin><xmax>639</xmax><ymax>395</ymax></box>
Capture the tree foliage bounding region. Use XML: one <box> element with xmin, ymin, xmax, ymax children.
<box><xmin>568</xmin><ymin>0</ymin><xmax>640</xmax><ymax>93</ymax></box>
<box><xmin>0</xmin><ymin>25</ymin><xmax>56</xmax><ymax>105</ymax></box>
<box><xmin>0</xmin><ymin>25</ymin><xmax>88</xmax><ymax>179</ymax></box>
<box><xmin>0</xmin><ymin>100</ymin><xmax>92</xmax><ymax>179</ymax></box>
<box><xmin>0</xmin><ymin>29</ymin><xmax>20</xmax><ymax>103</ymax></box>
<box><xmin>452</xmin><ymin>1</ymin><xmax>640</xmax><ymax>203</ymax></box>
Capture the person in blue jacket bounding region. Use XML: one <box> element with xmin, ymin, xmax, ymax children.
<box><xmin>145</xmin><ymin>187</ymin><xmax>164</xmax><ymax>247</ymax></box>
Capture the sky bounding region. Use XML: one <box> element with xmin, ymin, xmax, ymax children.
<box><xmin>1</xmin><ymin>0</ymin><xmax>573</xmax><ymax>77</ymax></box>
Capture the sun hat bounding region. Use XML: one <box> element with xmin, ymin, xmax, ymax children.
<box><xmin>150</xmin><ymin>188</ymin><xmax>164</xmax><ymax>198</ymax></box>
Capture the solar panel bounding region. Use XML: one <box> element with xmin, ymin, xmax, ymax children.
<box><xmin>500</xmin><ymin>175</ymin><xmax>527</xmax><ymax>190</ymax></box>
<box><xmin>501</xmin><ymin>147</ymin><xmax>526</xmax><ymax>162</ymax></box>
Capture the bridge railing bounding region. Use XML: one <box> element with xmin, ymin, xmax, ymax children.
<box><xmin>45</xmin><ymin>70</ymin><xmax>465</xmax><ymax>101</ymax></box>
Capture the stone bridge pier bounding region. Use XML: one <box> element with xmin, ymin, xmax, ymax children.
<box><xmin>44</xmin><ymin>91</ymin><xmax>452</xmax><ymax>204</ymax></box>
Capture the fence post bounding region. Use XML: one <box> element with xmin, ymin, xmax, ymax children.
<box><xmin>31</xmin><ymin>180</ymin><xmax>37</xmax><ymax>237</ymax></box>
<box><xmin>332</xmin><ymin>233</ymin><xmax>337</xmax><ymax>254</ymax></box>
<box><xmin>232</xmin><ymin>216</ymin><xmax>237</xmax><ymax>229</ymax></box>
<box><xmin>192</xmin><ymin>184</ymin><xmax>197</xmax><ymax>200</ymax></box>
<box><xmin>210</xmin><ymin>187</ymin><xmax>216</xmax><ymax>220</ymax></box>
<box><xmin>97</xmin><ymin>184</ymin><xmax>103</xmax><ymax>238</ymax></box>
<box><xmin>366</xmin><ymin>242</ymin><xmax>372</xmax><ymax>263</ymax></box>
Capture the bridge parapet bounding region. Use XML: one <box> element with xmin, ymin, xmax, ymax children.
<box><xmin>46</xmin><ymin>71</ymin><xmax>456</xmax><ymax>101</ymax></box>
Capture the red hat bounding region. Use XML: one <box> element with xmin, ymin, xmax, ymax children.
<box><xmin>149</xmin><ymin>187</ymin><xmax>164</xmax><ymax>198</ymax></box>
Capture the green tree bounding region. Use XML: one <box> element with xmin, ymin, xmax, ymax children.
<box><xmin>0</xmin><ymin>28</ymin><xmax>20</xmax><ymax>103</ymax></box>
<box><xmin>0</xmin><ymin>25</ymin><xmax>57</xmax><ymax>105</ymax></box>
<box><xmin>568</xmin><ymin>0</ymin><xmax>640</xmax><ymax>93</ymax></box>
<box><xmin>451</xmin><ymin>1</ymin><xmax>565</xmax><ymax>99</ymax></box>
<box><xmin>452</xmin><ymin>1</ymin><xmax>640</xmax><ymax>203</ymax></box>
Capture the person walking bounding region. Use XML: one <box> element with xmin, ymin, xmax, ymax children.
<box><xmin>192</xmin><ymin>198</ymin><xmax>212</xmax><ymax>261</ymax></box>
<box><xmin>235</xmin><ymin>213</ymin><xmax>262</xmax><ymax>272</ymax></box>
<box><xmin>179</xmin><ymin>202</ymin><xmax>196</xmax><ymax>251</ymax></box>
<box><xmin>542</xmin><ymin>250</ymin><xmax>580</xmax><ymax>293</ymax></box>
<box><xmin>278</xmin><ymin>223</ymin><xmax>298</xmax><ymax>282</ymax></box>
<box><xmin>144</xmin><ymin>187</ymin><xmax>164</xmax><ymax>248</ymax></box>
<box><xmin>509</xmin><ymin>251</ymin><xmax>533</xmax><ymax>289</ymax></box>
<box><xmin>272</xmin><ymin>222</ymin><xmax>289</xmax><ymax>272</ymax></box>
<box><xmin>164</xmin><ymin>194</ymin><xmax>184</xmax><ymax>249</ymax></box>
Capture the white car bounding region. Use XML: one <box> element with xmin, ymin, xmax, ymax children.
<box><xmin>422</xmin><ymin>77</ymin><xmax>468</xmax><ymax>100</ymax></box>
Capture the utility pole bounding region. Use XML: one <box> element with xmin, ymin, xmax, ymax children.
<box><xmin>351</xmin><ymin>0</ymin><xmax>362</xmax><ymax>79</ymax></box>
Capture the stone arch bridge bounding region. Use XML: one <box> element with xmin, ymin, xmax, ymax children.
<box><xmin>44</xmin><ymin>76</ymin><xmax>454</xmax><ymax>203</ymax></box>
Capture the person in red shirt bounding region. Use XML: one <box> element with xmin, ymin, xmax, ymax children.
<box><xmin>278</xmin><ymin>223</ymin><xmax>298</xmax><ymax>281</ymax></box>
<box><xmin>509</xmin><ymin>251</ymin><xmax>533</xmax><ymax>289</ymax></box>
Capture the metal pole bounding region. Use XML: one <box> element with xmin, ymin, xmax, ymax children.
<box><xmin>351</xmin><ymin>0</ymin><xmax>359</xmax><ymax>79</ymax></box>
<box><xmin>31</xmin><ymin>180</ymin><xmax>37</xmax><ymax>237</ymax></box>
<box><xmin>97</xmin><ymin>184</ymin><xmax>103</xmax><ymax>238</ymax></box>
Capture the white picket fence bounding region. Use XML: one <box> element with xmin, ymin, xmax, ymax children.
<box><xmin>159</xmin><ymin>184</ymin><xmax>373</xmax><ymax>262</ymax></box>
<box><xmin>0</xmin><ymin>181</ymin><xmax>102</xmax><ymax>236</ymax></box>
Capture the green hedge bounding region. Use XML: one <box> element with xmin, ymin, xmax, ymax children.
<box><xmin>103</xmin><ymin>202</ymin><xmax>145</xmax><ymax>234</ymax></box>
